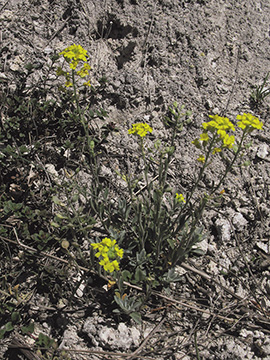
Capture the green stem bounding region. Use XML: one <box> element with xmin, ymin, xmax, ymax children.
<box><xmin>72</xmin><ymin>70</ymin><xmax>82</xmax><ymax>120</ymax></box>
<box><xmin>194</xmin><ymin>331</ymin><xmax>201</xmax><ymax>360</ymax></box>
<box><xmin>210</xmin><ymin>129</ymin><xmax>247</xmax><ymax>195</ymax></box>
<box><xmin>153</xmin><ymin>110</ymin><xmax>181</xmax><ymax>262</ymax></box>
<box><xmin>169</xmin><ymin>134</ymin><xmax>218</xmax><ymax>247</ymax></box>
<box><xmin>141</xmin><ymin>138</ymin><xmax>150</xmax><ymax>194</ymax></box>
<box><xmin>72</xmin><ymin>70</ymin><xmax>94</xmax><ymax>159</ymax></box>
<box><xmin>184</xmin><ymin>134</ymin><xmax>217</xmax><ymax>208</ymax></box>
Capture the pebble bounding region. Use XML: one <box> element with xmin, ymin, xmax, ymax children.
<box><xmin>232</xmin><ymin>212</ymin><xmax>248</xmax><ymax>231</ymax></box>
<box><xmin>215</xmin><ymin>217</ymin><xmax>231</xmax><ymax>242</ymax></box>
<box><xmin>257</xmin><ymin>144</ymin><xmax>269</xmax><ymax>159</ymax></box>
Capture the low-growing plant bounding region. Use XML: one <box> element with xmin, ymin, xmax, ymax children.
<box><xmin>35</xmin><ymin>333</ymin><xmax>71</xmax><ymax>360</ymax></box>
<box><xmin>0</xmin><ymin>280</ymin><xmax>34</xmax><ymax>340</ymax></box>
<box><xmin>0</xmin><ymin>43</ymin><xmax>264</xmax><ymax>327</ymax></box>
<box><xmin>108</xmin><ymin>112</ymin><xmax>262</xmax><ymax>309</ymax></box>
<box><xmin>51</xmin><ymin>45</ymin><xmax>265</xmax><ymax>322</ymax></box>
<box><xmin>250</xmin><ymin>72</ymin><xmax>270</xmax><ymax>108</ymax></box>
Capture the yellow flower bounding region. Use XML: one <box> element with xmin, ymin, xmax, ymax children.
<box><xmin>217</xmin><ymin>129</ymin><xmax>226</xmax><ymax>139</ymax></box>
<box><xmin>112</xmin><ymin>260</ymin><xmax>120</xmax><ymax>271</ymax></box>
<box><xmin>77</xmin><ymin>63</ymin><xmax>91</xmax><ymax>78</ymax></box>
<box><xmin>192</xmin><ymin>138</ymin><xmax>202</xmax><ymax>149</ymax></box>
<box><xmin>236</xmin><ymin>113</ymin><xmax>263</xmax><ymax>130</ymax></box>
<box><xmin>206</xmin><ymin>114</ymin><xmax>235</xmax><ymax>131</ymax></box>
<box><xmin>115</xmin><ymin>245</ymin><xmax>124</xmax><ymax>258</ymax></box>
<box><xmin>60</xmin><ymin>44</ymin><xmax>88</xmax><ymax>61</ymax></box>
<box><xmin>222</xmin><ymin>134</ymin><xmax>235</xmax><ymax>148</ymax></box>
<box><xmin>60</xmin><ymin>44</ymin><xmax>88</xmax><ymax>70</ymax></box>
<box><xmin>200</xmin><ymin>133</ymin><xmax>209</xmax><ymax>142</ymax></box>
<box><xmin>91</xmin><ymin>238</ymin><xmax>124</xmax><ymax>273</ymax></box>
<box><xmin>101</xmin><ymin>237</ymin><xmax>115</xmax><ymax>247</ymax></box>
<box><xmin>212</xmin><ymin>147</ymin><xmax>222</xmax><ymax>154</ymax></box>
<box><xmin>197</xmin><ymin>155</ymin><xmax>205</xmax><ymax>163</ymax></box>
<box><xmin>83</xmin><ymin>80</ymin><xmax>91</xmax><ymax>87</ymax></box>
<box><xmin>101</xmin><ymin>259</ymin><xmax>120</xmax><ymax>273</ymax></box>
<box><xmin>69</xmin><ymin>60</ymin><xmax>79</xmax><ymax>70</ymax></box>
<box><xmin>65</xmin><ymin>80</ymin><xmax>72</xmax><ymax>87</ymax></box>
<box><xmin>175</xmin><ymin>193</ymin><xmax>185</xmax><ymax>203</ymax></box>
<box><xmin>128</xmin><ymin>123</ymin><xmax>153</xmax><ymax>137</ymax></box>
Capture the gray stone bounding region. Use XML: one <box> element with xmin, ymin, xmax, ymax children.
<box><xmin>257</xmin><ymin>144</ymin><xmax>269</xmax><ymax>159</ymax></box>
<box><xmin>215</xmin><ymin>217</ymin><xmax>231</xmax><ymax>242</ymax></box>
<box><xmin>232</xmin><ymin>212</ymin><xmax>248</xmax><ymax>231</ymax></box>
<box><xmin>82</xmin><ymin>317</ymin><xmax>140</xmax><ymax>350</ymax></box>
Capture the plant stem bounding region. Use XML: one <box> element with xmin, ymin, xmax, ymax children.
<box><xmin>210</xmin><ymin>129</ymin><xmax>246</xmax><ymax>194</ymax></box>
<box><xmin>72</xmin><ymin>70</ymin><xmax>94</xmax><ymax>159</ymax></box>
<box><xmin>184</xmin><ymin>134</ymin><xmax>217</xmax><ymax>209</ymax></box>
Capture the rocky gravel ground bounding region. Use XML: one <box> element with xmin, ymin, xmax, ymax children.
<box><xmin>0</xmin><ymin>0</ymin><xmax>270</xmax><ymax>359</ymax></box>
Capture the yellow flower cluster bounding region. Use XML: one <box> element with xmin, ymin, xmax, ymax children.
<box><xmin>236</xmin><ymin>113</ymin><xmax>263</xmax><ymax>131</ymax></box>
<box><xmin>57</xmin><ymin>44</ymin><xmax>91</xmax><ymax>87</ymax></box>
<box><xmin>197</xmin><ymin>154</ymin><xmax>206</xmax><ymax>163</ymax></box>
<box><xmin>175</xmin><ymin>193</ymin><xmax>185</xmax><ymax>203</ymax></box>
<box><xmin>76</xmin><ymin>63</ymin><xmax>91</xmax><ymax>78</ymax></box>
<box><xmin>60</xmin><ymin>44</ymin><xmax>88</xmax><ymax>70</ymax></box>
<box><xmin>192</xmin><ymin>115</ymin><xmax>236</xmax><ymax>162</ymax></box>
<box><xmin>193</xmin><ymin>113</ymin><xmax>263</xmax><ymax>163</ymax></box>
<box><xmin>128</xmin><ymin>123</ymin><xmax>153</xmax><ymax>138</ymax></box>
<box><xmin>91</xmin><ymin>238</ymin><xmax>124</xmax><ymax>273</ymax></box>
<box><xmin>202</xmin><ymin>114</ymin><xmax>236</xmax><ymax>149</ymax></box>
<box><xmin>203</xmin><ymin>114</ymin><xmax>235</xmax><ymax>132</ymax></box>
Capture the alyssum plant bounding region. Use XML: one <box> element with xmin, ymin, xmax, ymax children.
<box><xmin>54</xmin><ymin>45</ymin><xmax>263</xmax><ymax>322</ymax></box>
<box><xmin>112</xmin><ymin>112</ymin><xmax>262</xmax><ymax>300</ymax></box>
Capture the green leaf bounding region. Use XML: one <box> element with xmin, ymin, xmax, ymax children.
<box><xmin>37</xmin><ymin>333</ymin><xmax>54</xmax><ymax>348</ymax></box>
<box><xmin>55</xmin><ymin>213</ymin><xmax>68</xmax><ymax>220</ymax></box>
<box><xmin>136</xmin><ymin>249</ymin><xmax>147</xmax><ymax>264</ymax></box>
<box><xmin>19</xmin><ymin>145</ymin><xmax>29</xmax><ymax>153</ymax></box>
<box><xmin>50</xmin><ymin>221</ymin><xmax>60</xmax><ymax>228</ymax></box>
<box><xmin>52</xmin><ymin>196</ymin><xmax>61</xmax><ymax>204</ymax></box>
<box><xmin>21</xmin><ymin>322</ymin><xmax>35</xmax><ymax>334</ymax></box>
<box><xmin>0</xmin><ymin>328</ymin><xmax>6</xmax><ymax>339</ymax></box>
<box><xmin>167</xmin><ymin>238</ymin><xmax>175</xmax><ymax>249</ymax></box>
<box><xmin>122</xmin><ymin>270</ymin><xmax>132</xmax><ymax>281</ymax></box>
<box><xmin>152</xmin><ymin>189</ymin><xmax>160</xmax><ymax>203</ymax></box>
<box><xmin>52</xmin><ymin>196</ymin><xmax>65</xmax><ymax>206</ymax></box>
<box><xmin>245</xmin><ymin>141</ymin><xmax>252</xmax><ymax>149</ymax></box>
<box><xmin>242</xmin><ymin>160</ymin><xmax>251</xmax><ymax>166</ymax></box>
<box><xmin>135</xmin><ymin>268</ymin><xmax>146</xmax><ymax>283</ymax></box>
<box><xmin>11</xmin><ymin>312</ymin><xmax>21</xmax><ymax>323</ymax></box>
<box><xmin>191</xmin><ymin>247</ymin><xmax>206</xmax><ymax>256</ymax></box>
<box><xmin>130</xmin><ymin>312</ymin><xmax>142</xmax><ymax>324</ymax></box>
<box><xmin>71</xmin><ymin>194</ymin><xmax>79</xmax><ymax>202</ymax></box>
<box><xmin>5</xmin><ymin>322</ymin><xmax>14</xmax><ymax>332</ymax></box>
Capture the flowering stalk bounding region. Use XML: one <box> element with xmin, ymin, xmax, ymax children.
<box><xmin>186</xmin><ymin>132</ymin><xmax>218</xmax><ymax>206</ymax></box>
<box><xmin>57</xmin><ymin>44</ymin><xmax>94</xmax><ymax>158</ymax></box>
<box><xmin>189</xmin><ymin>113</ymin><xmax>263</xmax><ymax>201</ymax></box>
<box><xmin>173</xmin><ymin>112</ymin><xmax>264</xmax><ymax>256</ymax></box>
<box><xmin>128</xmin><ymin>123</ymin><xmax>153</xmax><ymax>198</ymax></box>
<box><xmin>211</xmin><ymin>113</ymin><xmax>263</xmax><ymax>194</ymax></box>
